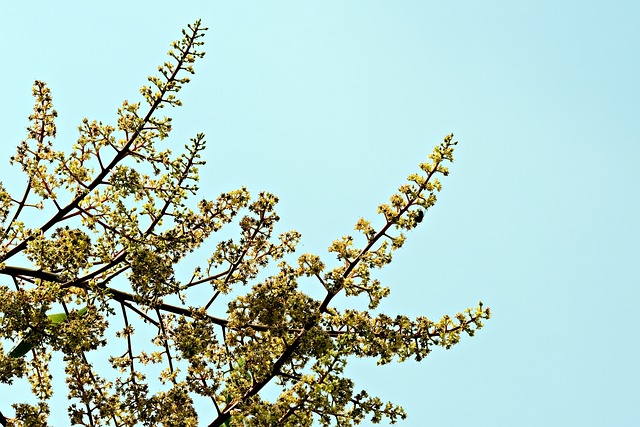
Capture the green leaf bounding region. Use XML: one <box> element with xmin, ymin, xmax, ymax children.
<box><xmin>8</xmin><ymin>306</ymin><xmax>89</xmax><ymax>358</ymax></box>
<box><xmin>8</xmin><ymin>337</ymin><xmax>36</xmax><ymax>358</ymax></box>
<box><xmin>47</xmin><ymin>312</ymin><xmax>68</xmax><ymax>326</ymax></box>
<box><xmin>48</xmin><ymin>306</ymin><xmax>88</xmax><ymax>327</ymax></box>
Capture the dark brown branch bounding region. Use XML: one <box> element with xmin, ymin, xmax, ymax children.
<box><xmin>121</xmin><ymin>300</ymin><xmax>159</xmax><ymax>327</ymax></box>
<box><xmin>1</xmin><ymin>263</ymin><xmax>479</xmax><ymax>346</ymax></box>
<box><xmin>0</xmin><ymin>265</ymin><xmax>60</xmax><ymax>282</ymax></box>
<box><xmin>2</xmin><ymin>180</ymin><xmax>32</xmax><ymax>246</ymax></box>
<box><xmin>155</xmin><ymin>307</ymin><xmax>176</xmax><ymax>383</ymax></box>
<box><xmin>185</xmin><ymin>267</ymin><xmax>232</xmax><ymax>289</ymax></box>
<box><xmin>121</xmin><ymin>302</ymin><xmax>136</xmax><ymax>378</ymax></box>
<box><xmin>0</xmin><ymin>264</ymin><xmax>308</xmax><ymax>335</ymax></box>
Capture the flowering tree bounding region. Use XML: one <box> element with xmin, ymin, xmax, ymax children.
<box><xmin>0</xmin><ymin>20</ymin><xmax>490</xmax><ymax>427</ymax></box>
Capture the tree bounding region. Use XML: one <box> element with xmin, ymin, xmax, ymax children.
<box><xmin>0</xmin><ymin>20</ymin><xmax>490</xmax><ymax>427</ymax></box>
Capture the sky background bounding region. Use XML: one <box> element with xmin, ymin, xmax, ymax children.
<box><xmin>1</xmin><ymin>1</ymin><xmax>639</xmax><ymax>426</ymax></box>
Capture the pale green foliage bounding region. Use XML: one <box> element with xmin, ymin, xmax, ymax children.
<box><xmin>0</xmin><ymin>20</ymin><xmax>490</xmax><ymax>427</ymax></box>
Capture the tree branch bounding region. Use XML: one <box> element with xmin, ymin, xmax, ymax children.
<box><xmin>0</xmin><ymin>21</ymin><xmax>205</xmax><ymax>264</ymax></box>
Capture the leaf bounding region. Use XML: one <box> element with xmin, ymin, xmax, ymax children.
<box><xmin>8</xmin><ymin>306</ymin><xmax>88</xmax><ymax>358</ymax></box>
<box><xmin>46</xmin><ymin>312</ymin><xmax>68</xmax><ymax>326</ymax></box>
<box><xmin>8</xmin><ymin>337</ymin><xmax>36</xmax><ymax>358</ymax></box>
<box><xmin>48</xmin><ymin>306</ymin><xmax>88</xmax><ymax>327</ymax></box>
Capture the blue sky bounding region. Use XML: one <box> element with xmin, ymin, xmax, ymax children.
<box><xmin>1</xmin><ymin>1</ymin><xmax>639</xmax><ymax>426</ymax></box>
